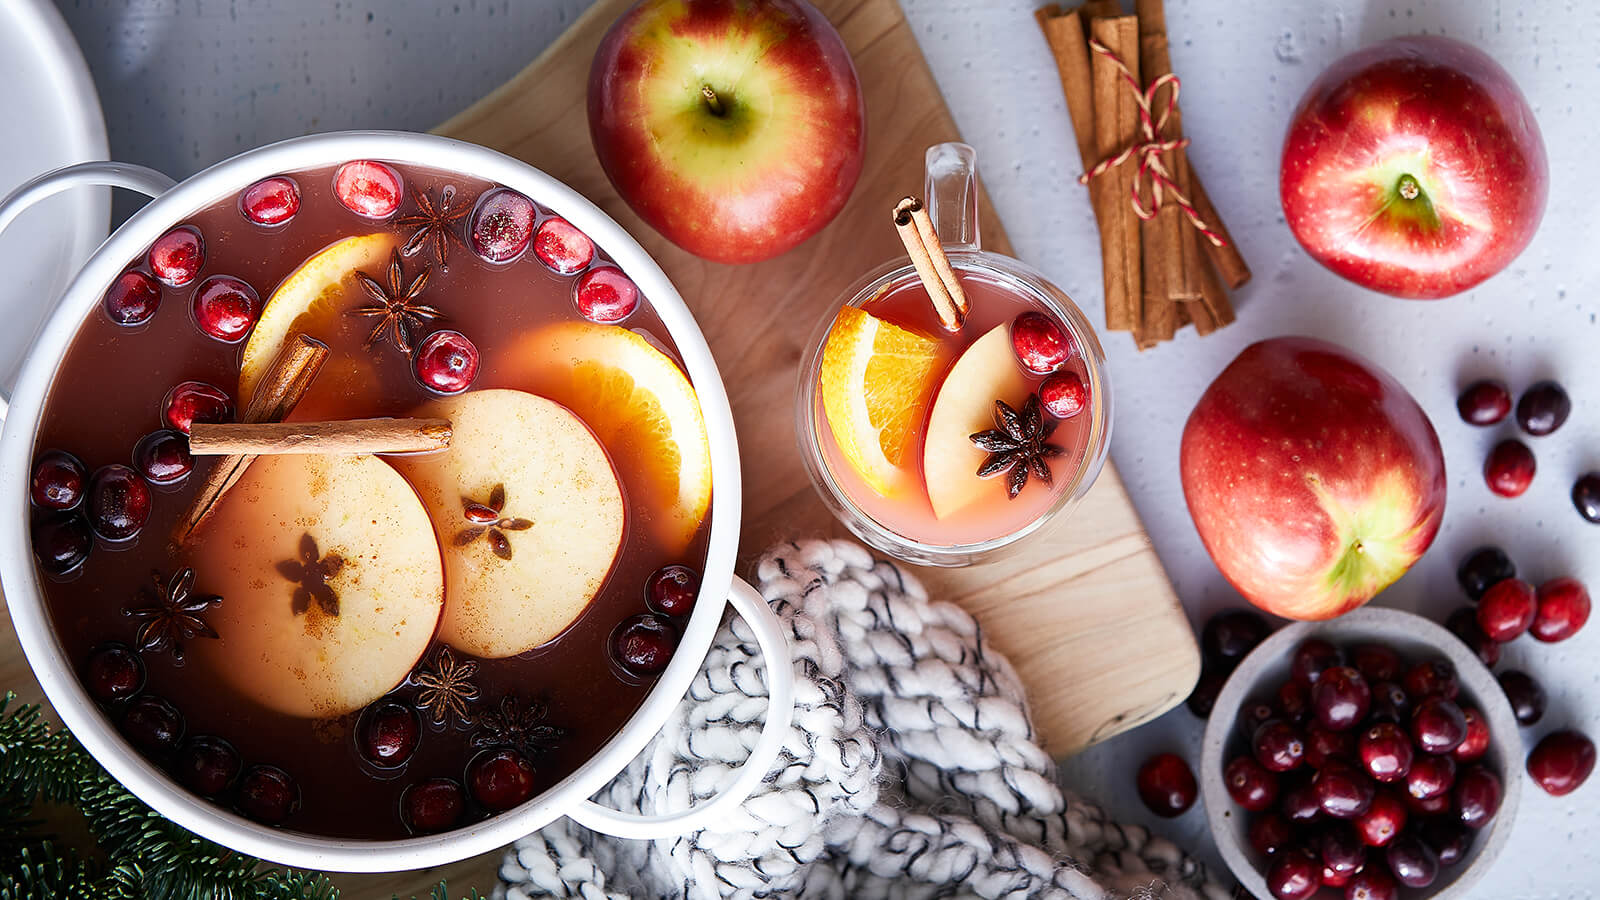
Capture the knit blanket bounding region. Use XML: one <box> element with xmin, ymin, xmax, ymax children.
<box><xmin>496</xmin><ymin>539</ymin><xmax>1231</xmax><ymax>900</ymax></box>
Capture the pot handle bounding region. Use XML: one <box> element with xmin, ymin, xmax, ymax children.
<box><xmin>565</xmin><ymin>575</ymin><xmax>795</xmax><ymax>840</ymax></box>
<box><xmin>0</xmin><ymin>161</ymin><xmax>177</xmax><ymax>423</ymax></box>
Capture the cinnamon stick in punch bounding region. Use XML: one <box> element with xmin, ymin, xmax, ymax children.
<box><xmin>189</xmin><ymin>418</ymin><xmax>453</xmax><ymax>457</ymax></box>
<box><xmin>893</xmin><ymin>197</ymin><xmax>968</xmax><ymax>332</ymax></box>
<box><xmin>173</xmin><ymin>333</ymin><xmax>328</xmax><ymax>545</ymax></box>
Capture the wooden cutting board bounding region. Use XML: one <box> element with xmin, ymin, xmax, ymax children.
<box><xmin>0</xmin><ymin>0</ymin><xmax>1200</xmax><ymax>893</ymax></box>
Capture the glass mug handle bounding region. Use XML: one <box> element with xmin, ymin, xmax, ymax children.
<box><xmin>0</xmin><ymin>161</ymin><xmax>177</xmax><ymax>423</ymax></box>
<box><xmin>923</xmin><ymin>142</ymin><xmax>980</xmax><ymax>252</ymax></box>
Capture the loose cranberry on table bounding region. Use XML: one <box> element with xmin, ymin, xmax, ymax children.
<box><xmin>1305</xmin><ymin>723</ymin><xmax>1353</xmax><ymax>768</ymax></box>
<box><xmin>1516</xmin><ymin>379</ymin><xmax>1571</xmax><ymax>436</ymax></box>
<box><xmin>1454</xmin><ymin>765</ymin><xmax>1502</xmax><ymax>829</ymax></box>
<box><xmin>1575</xmin><ymin>473</ymin><xmax>1600</xmax><ymax>524</ymax></box>
<box><xmin>1385</xmin><ymin>832</ymin><xmax>1440</xmax><ymax>889</ymax></box>
<box><xmin>532</xmin><ymin>215</ymin><xmax>596</xmax><ymax>274</ymax></box>
<box><xmin>1264</xmin><ymin>846</ymin><xmax>1321</xmax><ymax>900</ymax></box>
<box><xmin>1401</xmin><ymin>658</ymin><xmax>1458</xmax><ymax>701</ymax></box>
<box><xmin>645</xmin><ymin>564</ymin><xmax>699</xmax><ymax>617</ymax></box>
<box><xmin>1444</xmin><ymin>606</ymin><xmax>1500</xmax><ymax>667</ymax></box>
<box><xmin>1201</xmin><ymin>607</ymin><xmax>1271</xmax><ymax>666</ymax></box>
<box><xmin>162</xmin><ymin>380</ymin><xmax>232</xmax><ymax>434</ymax></box>
<box><xmin>469</xmin><ymin>187</ymin><xmax>536</xmax><ymax>263</ymax></box>
<box><xmin>1527</xmin><ymin>730</ymin><xmax>1595</xmax><ymax>796</ymax></box>
<box><xmin>1532</xmin><ymin>576</ymin><xmax>1590</xmax><ymax>642</ymax></box>
<box><xmin>1350</xmin><ymin>643</ymin><xmax>1401</xmax><ymax>682</ymax></box>
<box><xmin>1313</xmin><ymin>666</ymin><xmax>1371</xmax><ymax>731</ymax></box>
<box><xmin>1289</xmin><ymin>638</ymin><xmax>1342</xmax><ymax>685</ymax></box>
<box><xmin>176</xmin><ymin>735</ymin><xmax>241</xmax><ymax>799</ymax></box>
<box><xmin>1354</xmin><ymin>788</ymin><xmax>1407</xmax><ymax>848</ymax></box>
<box><xmin>1249</xmin><ymin>812</ymin><xmax>1294</xmax><ymax>857</ymax></box>
<box><xmin>1009</xmin><ymin>311</ymin><xmax>1075</xmax><ymax>374</ymax></box>
<box><xmin>132</xmin><ymin>429</ymin><xmax>194</xmax><ymax>487</ymax></box>
<box><xmin>1410</xmin><ymin>696</ymin><xmax>1468</xmax><ymax>756</ymax></box>
<box><xmin>1039</xmin><ymin>372</ymin><xmax>1088</xmax><ymax>420</ymax></box>
<box><xmin>1185</xmin><ymin>666</ymin><xmax>1226</xmax><ymax>718</ymax></box>
<box><xmin>31</xmin><ymin>514</ymin><xmax>91</xmax><ymax>576</ymax></box>
<box><xmin>1453</xmin><ymin>707</ymin><xmax>1491</xmax><ymax>763</ymax></box>
<box><xmin>1135</xmin><ymin>752</ymin><xmax>1196</xmax><ymax>817</ymax></box>
<box><xmin>1405</xmin><ymin>754</ymin><xmax>1457</xmax><ymax>801</ymax></box>
<box><xmin>1497</xmin><ymin>670</ymin><xmax>1546</xmax><ymax>726</ymax></box>
<box><xmin>403</xmin><ymin>777</ymin><xmax>465</xmax><ymax>833</ymax></box>
<box><xmin>84</xmin><ymin>644</ymin><xmax>144</xmax><ymax>703</ymax></box>
<box><xmin>468</xmin><ymin>747</ymin><xmax>537</xmax><ymax>812</ymax></box>
<box><xmin>1277</xmin><ymin>679</ymin><xmax>1310</xmax><ymax>725</ymax></box>
<box><xmin>31</xmin><ymin>449</ymin><xmax>86</xmax><ymax>510</ymax></box>
<box><xmin>1484</xmin><ymin>438</ymin><xmax>1536</xmax><ymax>497</ymax></box>
<box><xmin>357</xmin><ymin>701</ymin><xmax>421</xmax><ymax>767</ymax></box>
<box><xmin>191</xmin><ymin>275</ymin><xmax>262</xmax><ymax>343</ymax></box>
<box><xmin>1314</xmin><ymin>759</ymin><xmax>1376</xmax><ymax>819</ymax></box>
<box><xmin>1456</xmin><ymin>378</ymin><xmax>1512</xmax><ymax>425</ymax></box>
<box><xmin>1344</xmin><ymin>867</ymin><xmax>1399</xmax><ymax>900</ymax></box>
<box><xmin>1368</xmin><ymin>680</ymin><xmax>1411</xmax><ymax>725</ymax></box>
<box><xmin>236</xmin><ymin>764</ymin><xmax>300</xmax><ymax>825</ymax></box>
<box><xmin>334</xmin><ymin>160</ymin><xmax>403</xmax><ymax>219</ymax></box>
<box><xmin>1357</xmin><ymin>722</ymin><xmax>1413</xmax><ymax>782</ymax></box>
<box><xmin>1421</xmin><ymin>818</ymin><xmax>1474</xmax><ymax>867</ymax></box>
<box><xmin>574</xmin><ymin>266</ymin><xmax>640</xmax><ymax>323</ymax></box>
<box><xmin>1457</xmin><ymin>545</ymin><xmax>1515</xmax><ymax>601</ymax></box>
<box><xmin>240</xmin><ymin>175</ymin><xmax>301</xmax><ymax>225</ymax></box>
<box><xmin>1477</xmin><ymin>577</ymin><xmax>1537</xmax><ymax>641</ymax></box>
<box><xmin>147</xmin><ymin>226</ymin><xmax>205</xmax><ymax>287</ymax></box>
<box><xmin>120</xmin><ymin>694</ymin><xmax>184</xmax><ymax>754</ymax></box>
<box><xmin>413</xmin><ymin>329</ymin><xmax>480</xmax><ymax>395</ymax></box>
<box><xmin>1224</xmin><ymin>754</ymin><xmax>1279</xmax><ymax>811</ymax></box>
<box><xmin>610</xmin><ymin>613</ymin><xmax>678</xmax><ymax>677</ymax></box>
<box><xmin>1253</xmin><ymin>720</ymin><xmax>1306</xmax><ymax>772</ymax></box>
<box><xmin>102</xmin><ymin>270</ymin><xmax>162</xmax><ymax>326</ymax></box>
<box><xmin>88</xmin><ymin>464</ymin><xmax>152</xmax><ymax>542</ymax></box>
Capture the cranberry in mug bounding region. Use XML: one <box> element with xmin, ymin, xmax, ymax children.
<box><xmin>28</xmin><ymin>161</ymin><xmax>714</xmax><ymax>839</ymax></box>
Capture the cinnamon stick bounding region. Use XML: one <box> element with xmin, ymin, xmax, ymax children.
<box><xmin>1136</xmin><ymin>0</ymin><xmax>1201</xmax><ymax>308</ymax></box>
<box><xmin>173</xmin><ymin>334</ymin><xmax>328</xmax><ymax>545</ymax></box>
<box><xmin>1090</xmin><ymin>15</ymin><xmax>1143</xmax><ymax>337</ymax></box>
<box><xmin>1189</xmin><ymin>171</ymin><xmax>1251</xmax><ymax>289</ymax></box>
<box><xmin>893</xmin><ymin>197</ymin><xmax>967</xmax><ymax>331</ymax></box>
<box><xmin>189</xmin><ymin>418</ymin><xmax>452</xmax><ymax>457</ymax></box>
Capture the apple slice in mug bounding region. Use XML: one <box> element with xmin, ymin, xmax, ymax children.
<box><xmin>389</xmin><ymin>389</ymin><xmax>625</xmax><ymax>659</ymax></box>
<box><xmin>924</xmin><ymin>323</ymin><xmax>1032</xmax><ymax>520</ymax></box>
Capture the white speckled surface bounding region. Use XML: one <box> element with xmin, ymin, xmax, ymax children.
<box><xmin>57</xmin><ymin>0</ymin><xmax>1598</xmax><ymax>894</ymax></box>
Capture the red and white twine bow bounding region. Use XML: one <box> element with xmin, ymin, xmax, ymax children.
<box><xmin>1077</xmin><ymin>39</ymin><xmax>1227</xmax><ymax>248</ymax></box>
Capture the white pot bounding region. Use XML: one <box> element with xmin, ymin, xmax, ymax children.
<box><xmin>0</xmin><ymin>130</ymin><xmax>793</xmax><ymax>872</ymax></box>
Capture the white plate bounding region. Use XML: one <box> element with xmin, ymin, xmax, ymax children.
<box><xmin>0</xmin><ymin>0</ymin><xmax>109</xmax><ymax>393</ymax></box>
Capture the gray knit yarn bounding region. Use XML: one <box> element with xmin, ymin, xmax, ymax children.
<box><xmin>496</xmin><ymin>539</ymin><xmax>1232</xmax><ymax>900</ymax></box>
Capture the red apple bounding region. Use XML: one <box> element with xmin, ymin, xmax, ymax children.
<box><xmin>1280</xmin><ymin>36</ymin><xmax>1547</xmax><ymax>299</ymax></box>
<box><xmin>588</xmin><ymin>0</ymin><xmax>866</xmax><ymax>264</ymax></box>
<box><xmin>1180</xmin><ymin>337</ymin><xmax>1446</xmax><ymax>621</ymax></box>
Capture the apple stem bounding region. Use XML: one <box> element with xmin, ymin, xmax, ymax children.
<box><xmin>1396</xmin><ymin>174</ymin><xmax>1421</xmax><ymax>201</ymax></box>
<box><xmin>700</xmin><ymin>85</ymin><xmax>724</xmax><ymax>117</ymax></box>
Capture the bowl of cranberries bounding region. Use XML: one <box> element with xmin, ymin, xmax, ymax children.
<box><xmin>1200</xmin><ymin>607</ymin><xmax>1522</xmax><ymax>900</ymax></box>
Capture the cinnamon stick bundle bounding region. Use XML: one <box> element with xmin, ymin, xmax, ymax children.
<box><xmin>1036</xmin><ymin>0</ymin><xmax>1247</xmax><ymax>349</ymax></box>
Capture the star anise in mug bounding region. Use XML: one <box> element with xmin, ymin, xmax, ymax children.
<box><xmin>123</xmin><ymin>567</ymin><xmax>220</xmax><ymax>663</ymax></box>
<box><xmin>970</xmin><ymin>393</ymin><xmax>1066</xmax><ymax>499</ymax></box>
<box><xmin>412</xmin><ymin>645</ymin><xmax>480</xmax><ymax>729</ymax></box>
<box><xmin>349</xmin><ymin>248</ymin><xmax>442</xmax><ymax>355</ymax></box>
<box><xmin>398</xmin><ymin>185</ymin><xmax>470</xmax><ymax>266</ymax></box>
<box><xmin>470</xmin><ymin>694</ymin><xmax>565</xmax><ymax>757</ymax></box>
<box><xmin>455</xmin><ymin>484</ymin><xmax>533</xmax><ymax>561</ymax></box>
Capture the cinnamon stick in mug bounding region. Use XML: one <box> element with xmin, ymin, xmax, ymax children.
<box><xmin>189</xmin><ymin>418</ymin><xmax>453</xmax><ymax>457</ymax></box>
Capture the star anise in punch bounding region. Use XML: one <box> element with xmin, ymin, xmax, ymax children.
<box><xmin>397</xmin><ymin>185</ymin><xmax>470</xmax><ymax>266</ymax></box>
<box><xmin>123</xmin><ymin>567</ymin><xmax>220</xmax><ymax>663</ymax></box>
<box><xmin>413</xmin><ymin>645</ymin><xmax>480</xmax><ymax>729</ymax></box>
<box><xmin>470</xmin><ymin>694</ymin><xmax>566</xmax><ymax>757</ymax></box>
<box><xmin>970</xmin><ymin>393</ymin><xmax>1067</xmax><ymax>499</ymax></box>
<box><xmin>349</xmin><ymin>248</ymin><xmax>442</xmax><ymax>355</ymax></box>
<box><xmin>275</xmin><ymin>532</ymin><xmax>343</xmax><ymax>618</ymax></box>
<box><xmin>454</xmin><ymin>483</ymin><xmax>533</xmax><ymax>561</ymax></box>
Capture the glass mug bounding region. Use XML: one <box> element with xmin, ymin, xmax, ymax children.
<box><xmin>796</xmin><ymin>142</ymin><xmax>1112</xmax><ymax>566</ymax></box>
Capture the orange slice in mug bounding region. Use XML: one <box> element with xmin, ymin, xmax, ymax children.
<box><xmin>818</xmin><ymin>306</ymin><xmax>942</xmax><ymax>497</ymax></box>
